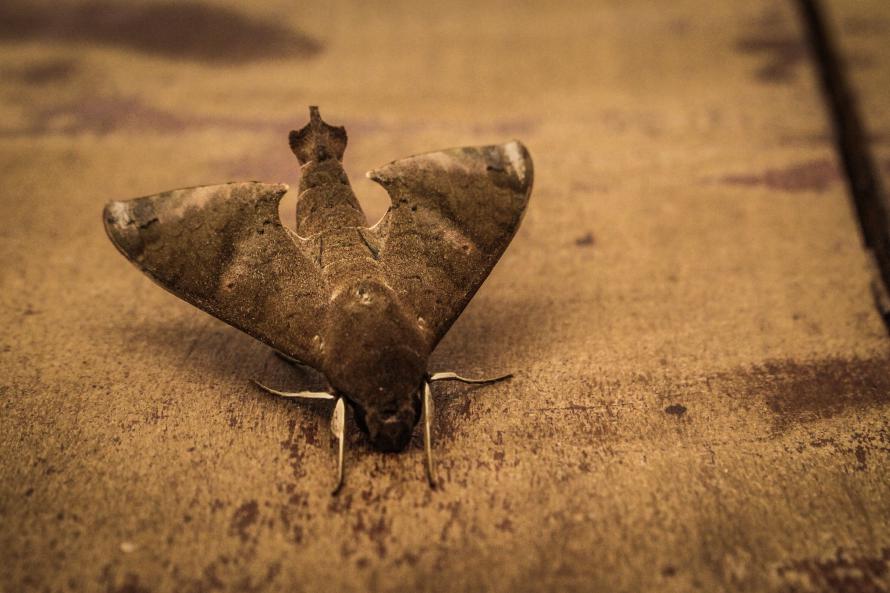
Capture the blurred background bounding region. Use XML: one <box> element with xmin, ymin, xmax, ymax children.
<box><xmin>1</xmin><ymin>1</ymin><xmax>889</xmax><ymax>592</ymax></box>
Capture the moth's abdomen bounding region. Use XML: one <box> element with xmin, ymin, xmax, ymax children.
<box><xmin>295</xmin><ymin>160</ymin><xmax>365</xmax><ymax>236</ymax></box>
<box><xmin>307</xmin><ymin>228</ymin><xmax>382</xmax><ymax>288</ymax></box>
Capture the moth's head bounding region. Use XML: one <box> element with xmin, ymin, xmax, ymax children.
<box><xmin>353</xmin><ymin>389</ymin><xmax>422</xmax><ymax>452</ymax></box>
<box><xmin>335</xmin><ymin>351</ymin><xmax>425</xmax><ymax>452</ymax></box>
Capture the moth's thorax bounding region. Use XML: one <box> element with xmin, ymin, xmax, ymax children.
<box><xmin>321</xmin><ymin>278</ymin><xmax>429</xmax><ymax>451</ymax></box>
<box><xmin>295</xmin><ymin>159</ymin><xmax>365</xmax><ymax>236</ymax></box>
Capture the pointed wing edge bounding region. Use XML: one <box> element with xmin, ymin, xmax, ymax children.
<box><xmin>102</xmin><ymin>181</ymin><xmax>326</xmax><ymax>367</ymax></box>
<box><xmin>363</xmin><ymin>140</ymin><xmax>534</xmax><ymax>346</ymax></box>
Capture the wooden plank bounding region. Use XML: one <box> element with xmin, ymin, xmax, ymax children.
<box><xmin>823</xmin><ymin>0</ymin><xmax>890</xmax><ymax>185</ymax></box>
<box><xmin>0</xmin><ymin>1</ymin><xmax>887</xmax><ymax>592</ymax></box>
<box><xmin>821</xmin><ymin>0</ymin><xmax>890</xmax><ymax>322</ymax></box>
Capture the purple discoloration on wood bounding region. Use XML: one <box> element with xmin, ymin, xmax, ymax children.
<box><xmin>736</xmin><ymin>34</ymin><xmax>808</xmax><ymax>83</ymax></box>
<box><xmin>11</xmin><ymin>59</ymin><xmax>77</xmax><ymax>85</ymax></box>
<box><xmin>230</xmin><ymin>500</ymin><xmax>259</xmax><ymax>542</ymax></box>
<box><xmin>664</xmin><ymin>404</ymin><xmax>687</xmax><ymax>417</ymax></box>
<box><xmin>0</xmin><ymin>1</ymin><xmax>321</xmax><ymax>64</ymax></box>
<box><xmin>574</xmin><ymin>232</ymin><xmax>595</xmax><ymax>247</ymax></box>
<box><xmin>778</xmin><ymin>549</ymin><xmax>890</xmax><ymax>593</ymax></box>
<box><xmin>719</xmin><ymin>355</ymin><xmax>890</xmax><ymax>432</ymax></box>
<box><xmin>721</xmin><ymin>159</ymin><xmax>840</xmax><ymax>192</ymax></box>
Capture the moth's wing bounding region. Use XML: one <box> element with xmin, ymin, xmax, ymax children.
<box><xmin>103</xmin><ymin>182</ymin><xmax>327</xmax><ymax>367</ymax></box>
<box><xmin>367</xmin><ymin>141</ymin><xmax>533</xmax><ymax>349</ymax></box>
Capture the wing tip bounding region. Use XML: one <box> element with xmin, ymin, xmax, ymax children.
<box><xmin>501</xmin><ymin>140</ymin><xmax>533</xmax><ymax>196</ymax></box>
<box><xmin>366</xmin><ymin>167</ymin><xmax>392</xmax><ymax>189</ymax></box>
<box><xmin>366</xmin><ymin>141</ymin><xmax>533</xmax><ymax>195</ymax></box>
<box><xmin>102</xmin><ymin>199</ymin><xmax>144</xmax><ymax>262</ymax></box>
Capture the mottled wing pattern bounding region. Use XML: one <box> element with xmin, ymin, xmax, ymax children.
<box><xmin>367</xmin><ymin>142</ymin><xmax>533</xmax><ymax>349</ymax></box>
<box><xmin>103</xmin><ymin>182</ymin><xmax>327</xmax><ymax>367</ymax></box>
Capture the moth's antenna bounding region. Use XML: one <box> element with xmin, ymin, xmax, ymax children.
<box><xmin>331</xmin><ymin>397</ymin><xmax>347</xmax><ymax>495</ymax></box>
<box><xmin>428</xmin><ymin>372</ymin><xmax>513</xmax><ymax>385</ymax></box>
<box><xmin>252</xmin><ymin>380</ymin><xmax>334</xmax><ymax>400</ymax></box>
<box><xmin>423</xmin><ymin>381</ymin><xmax>437</xmax><ymax>488</ymax></box>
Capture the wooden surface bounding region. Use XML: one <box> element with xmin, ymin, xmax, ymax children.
<box><xmin>825</xmin><ymin>0</ymin><xmax>890</xmax><ymax>193</ymax></box>
<box><xmin>1</xmin><ymin>1</ymin><xmax>889</xmax><ymax>592</ymax></box>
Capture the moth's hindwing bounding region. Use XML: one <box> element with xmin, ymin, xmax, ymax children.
<box><xmin>103</xmin><ymin>182</ymin><xmax>327</xmax><ymax>367</ymax></box>
<box><xmin>368</xmin><ymin>141</ymin><xmax>533</xmax><ymax>349</ymax></box>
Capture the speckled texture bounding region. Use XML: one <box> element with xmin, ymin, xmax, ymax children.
<box><xmin>1</xmin><ymin>1</ymin><xmax>889</xmax><ymax>592</ymax></box>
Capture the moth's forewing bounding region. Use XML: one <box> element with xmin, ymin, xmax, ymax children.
<box><xmin>103</xmin><ymin>182</ymin><xmax>327</xmax><ymax>367</ymax></box>
<box><xmin>367</xmin><ymin>142</ymin><xmax>533</xmax><ymax>349</ymax></box>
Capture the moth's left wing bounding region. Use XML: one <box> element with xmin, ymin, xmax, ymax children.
<box><xmin>367</xmin><ymin>141</ymin><xmax>533</xmax><ymax>350</ymax></box>
<box><xmin>103</xmin><ymin>182</ymin><xmax>327</xmax><ymax>367</ymax></box>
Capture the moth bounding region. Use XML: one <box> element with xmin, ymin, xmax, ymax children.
<box><xmin>103</xmin><ymin>107</ymin><xmax>533</xmax><ymax>491</ymax></box>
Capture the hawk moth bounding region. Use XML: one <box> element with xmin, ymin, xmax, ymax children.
<box><xmin>103</xmin><ymin>107</ymin><xmax>533</xmax><ymax>491</ymax></box>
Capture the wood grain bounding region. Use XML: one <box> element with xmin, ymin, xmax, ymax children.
<box><xmin>0</xmin><ymin>1</ymin><xmax>887</xmax><ymax>592</ymax></box>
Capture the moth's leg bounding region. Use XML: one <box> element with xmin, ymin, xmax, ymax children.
<box><xmin>274</xmin><ymin>351</ymin><xmax>312</xmax><ymax>368</ymax></box>
<box><xmin>423</xmin><ymin>381</ymin><xmax>438</xmax><ymax>489</ymax></box>
<box><xmin>428</xmin><ymin>371</ymin><xmax>513</xmax><ymax>385</ymax></box>
<box><xmin>252</xmin><ymin>380</ymin><xmax>334</xmax><ymax>401</ymax></box>
<box><xmin>330</xmin><ymin>397</ymin><xmax>347</xmax><ymax>495</ymax></box>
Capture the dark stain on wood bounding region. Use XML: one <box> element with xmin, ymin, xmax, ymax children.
<box><xmin>11</xmin><ymin>59</ymin><xmax>77</xmax><ymax>85</ymax></box>
<box><xmin>854</xmin><ymin>445</ymin><xmax>868</xmax><ymax>471</ymax></box>
<box><xmin>721</xmin><ymin>159</ymin><xmax>840</xmax><ymax>192</ymax></box>
<box><xmin>736</xmin><ymin>34</ymin><xmax>807</xmax><ymax>83</ymax></box>
<box><xmin>723</xmin><ymin>355</ymin><xmax>890</xmax><ymax>432</ymax></box>
<box><xmin>778</xmin><ymin>548</ymin><xmax>890</xmax><ymax>593</ymax></box>
<box><xmin>0</xmin><ymin>1</ymin><xmax>322</xmax><ymax>64</ymax></box>
<box><xmin>664</xmin><ymin>404</ymin><xmax>687</xmax><ymax>417</ymax></box>
<box><xmin>280</xmin><ymin>419</ymin><xmax>308</xmax><ymax>482</ymax></box>
<box><xmin>8</xmin><ymin>95</ymin><xmax>289</xmax><ymax>138</ymax></box>
<box><xmin>434</xmin><ymin>388</ymin><xmax>480</xmax><ymax>444</ymax></box>
<box><xmin>109</xmin><ymin>574</ymin><xmax>151</xmax><ymax>593</ymax></box>
<box><xmin>574</xmin><ymin>232</ymin><xmax>595</xmax><ymax>247</ymax></box>
<box><xmin>12</xmin><ymin>96</ymin><xmax>189</xmax><ymax>137</ymax></box>
<box><xmin>230</xmin><ymin>500</ymin><xmax>260</xmax><ymax>543</ymax></box>
<box><xmin>737</xmin><ymin>7</ymin><xmax>808</xmax><ymax>84</ymax></box>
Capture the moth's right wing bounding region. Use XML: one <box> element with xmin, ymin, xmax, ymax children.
<box><xmin>367</xmin><ymin>142</ymin><xmax>532</xmax><ymax>350</ymax></box>
<box><xmin>103</xmin><ymin>182</ymin><xmax>327</xmax><ymax>367</ymax></box>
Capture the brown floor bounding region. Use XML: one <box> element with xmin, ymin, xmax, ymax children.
<box><xmin>1</xmin><ymin>1</ymin><xmax>889</xmax><ymax>592</ymax></box>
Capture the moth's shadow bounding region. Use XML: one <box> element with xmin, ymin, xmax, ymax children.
<box><xmin>116</xmin><ymin>285</ymin><xmax>554</xmax><ymax>457</ymax></box>
<box><xmin>117</xmin><ymin>315</ymin><xmax>332</xmax><ymax>426</ymax></box>
<box><xmin>426</xmin><ymin>288</ymin><xmax>555</xmax><ymax>441</ymax></box>
<box><xmin>429</xmin><ymin>289</ymin><xmax>555</xmax><ymax>376</ymax></box>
